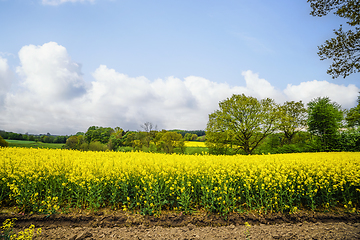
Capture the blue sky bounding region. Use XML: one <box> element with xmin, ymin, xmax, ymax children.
<box><xmin>0</xmin><ymin>0</ymin><xmax>359</xmax><ymax>135</ymax></box>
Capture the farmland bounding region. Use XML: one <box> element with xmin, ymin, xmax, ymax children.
<box><xmin>1</xmin><ymin>147</ymin><xmax>359</xmax><ymax>216</ymax></box>
<box><xmin>5</xmin><ymin>140</ymin><xmax>64</xmax><ymax>149</ymax></box>
<box><xmin>184</xmin><ymin>141</ymin><xmax>206</xmax><ymax>147</ymax></box>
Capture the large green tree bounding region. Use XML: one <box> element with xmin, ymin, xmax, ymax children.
<box><xmin>151</xmin><ymin>130</ymin><xmax>185</xmax><ymax>154</ymax></box>
<box><xmin>307</xmin><ymin>97</ymin><xmax>344</xmax><ymax>149</ymax></box>
<box><xmin>64</xmin><ymin>135</ymin><xmax>81</xmax><ymax>149</ymax></box>
<box><xmin>278</xmin><ymin>101</ymin><xmax>307</xmax><ymax>144</ymax></box>
<box><xmin>159</xmin><ymin>131</ymin><xmax>185</xmax><ymax>154</ymax></box>
<box><xmin>85</xmin><ymin>126</ymin><xmax>114</xmax><ymax>144</ymax></box>
<box><xmin>345</xmin><ymin>93</ymin><xmax>360</xmax><ymax>127</ymax></box>
<box><xmin>107</xmin><ymin>127</ymin><xmax>126</xmax><ymax>150</ymax></box>
<box><xmin>206</xmin><ymin>94</ymin><xmax>279</xmax><ymax>155</ymax></box>
<box><xmin>308</xmin><ymin>0</ymin><xmax>360</xmax><ymax>78</ymax></box>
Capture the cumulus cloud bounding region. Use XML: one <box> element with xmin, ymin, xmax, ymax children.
<box><xmin>86</xmin><ymin>66</ymin><xmax>271</xmax><ymax>130</ymax></box>
<box><xmin>241</xmin><ymin>70</ymin><xmax>286</xmax><ymax>102</ymax></box>
<box><xmin>284</xmin><ymin>80</ymin><xmax>359</xmax><ymax>109</ymax></box>
<box><xmin>42</xmin><ymin>0</ymin><xmax>95</xmax><ymax>6</ymax></box>
<box><xmin>84</xmin><ymin>65</ymin><xmax>242</xmax><ymax>130</ymax></box>
<box><xmin>1</xmin><ymin>42</ymin><xmax>359</xmax><ymax>134</ymax></box>
<box><xmin>0</xmin><ymin>56</ymin><xmax>14</xmax><ymax>107</ymax></box>
<box><xmin>16</xmin><ymin>42</ymin><xmax>87</xmax><ymax>102</ymax></box>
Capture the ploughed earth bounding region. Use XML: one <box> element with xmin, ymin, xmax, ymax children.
<box><xmin>1</xmin><ymin>209</ymin><xmax>359</xmax><ymax>239</ymax></box>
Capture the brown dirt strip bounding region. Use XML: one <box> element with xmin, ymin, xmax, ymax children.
<box><xmin>1</xmin><ymin>210</ymin><xmax>359</xmax><ymax>239</ymax></box>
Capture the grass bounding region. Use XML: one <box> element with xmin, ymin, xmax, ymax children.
<box><xmin>5</xmin><ymin>140</ymin><xmax>64</xmax><ymax>149</ymax></box>
<box><xmin>4</xmin><ymin>140</ymin><xmax>209</xmax><ymax>154</ymax></box>
<box><xmin>185</xmin><ymin>146</ymin><xmax>209</xmax><ymax>155</ymax></box>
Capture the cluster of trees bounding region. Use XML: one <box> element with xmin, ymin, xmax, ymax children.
<box><xmin>0</xmin><ymin>131</ymin><xmax>68</xmax><ymax>144</ymax></box>
<box><xmin>0</xmin><ymin>125</ymin><xmax>204</xmax><ymax>154</ymax></box>
<box><xmin>175</xmin><ymin>130</ymin><xmax>206</xmax><ymax>141</ymax></box>
<box><xmin>206</xmin><ymin>94</ymin><xmax>360</xmax><ymax>155</ymax></box>
<box><xmin>63</xmin><ymin>124</ymin><xmax>203</xmax><ymax>154</ymax></box>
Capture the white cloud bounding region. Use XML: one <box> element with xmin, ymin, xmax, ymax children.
<box><xmin>16</xmin><ymin>42</ymin><xmax>87</xmax><ymax>102</ymax></box>
<box><xmin>241</xmin><ymin>70</ymin><xmax>286</xmax><ymax>102</ymax></box>
<box><xmin>85</xmin><ymin>66</ymin><xmax>234</xmax><ymax>130</ymax></box>
<box><xmin>42</xmin><ymin>0</ymin><xmax>95</xmax><ymax>6</ymax></box>
<box><xmin>284</xmin><ymin>80</ymin><xmax>359</xmax><ymax>109</ymax></box>
<box><xmin>1</xmin><ymin>42</ymin><xmax>359</xmax><ymax>134</ymax></box>
<box><xmin>0</xmin><ymin>56</ymin><xmax>14</xmax><ymax>107</ymax></box>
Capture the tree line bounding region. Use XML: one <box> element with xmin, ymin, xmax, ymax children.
<box><xmin>0</xmin><ymin>131</ymin><xmax>68</xmax><ymax>144</ymax></box>
<box><xmin>206</xmin><ymin>94</ymin><xmax>360</xmax><ymax>155</ymax></box>
<box><xmin>0</xmin><ymin>126</ymin><xmax>205</xmax><ymax>154</ymax></box>
<box><xmin>62</xmin><ymin>125</ymin><xmax>204</xmax><ymax>154</ymax></box>
<box><xmin>1</xmin><ymin>92</ymin><xmax>360</xmax><ymax>155</ymax></box>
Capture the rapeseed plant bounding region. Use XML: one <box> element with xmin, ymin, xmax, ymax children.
<box><xmin>0</xmin><ymin>148</ymin><xmax>359</xmax><ymax>215</ymax></box>
<box><xmin>1</xmin><ymin>218</ymin><xmax>41</xmax><ymax>240</ymax></box>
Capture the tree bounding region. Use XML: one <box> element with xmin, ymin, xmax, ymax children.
<box><xmin>27</xmin><ymin>135</ymin><xmax>35</xmax><ymax>141</ymax></box>
<box><xmin>0</xmin><ymin>131</ymin><xmax>9</xmax><ymax>142</ymax></box>
<box><xmin>123</xmin><ymin>131</ymin><xmax>137</xmax><ymax>147</ymax></box>
<box><xmin>345</xmin><ymin>93</ymin><xmax>360</xmax><ymax>127</ymax></box>
<box><xmin>64</xmin><ymin>135</ymin><xmax>80</xmax><ymax>149</ymax></box>
<box><xmin>8</xmin><ymin>132</ymin><xmax>23</xmax><ymax>140</ymax></box>
<box><xmin>191</xmin><ymin>134</ymin><xmax>198</xmax><ymax>141</ymax></box>
<box><xmin>307</xmin><ymin>97</ymin><xmax>343</xmax><ymax>150</ymax></box>
<box><xmin>140</xmin><ymin>122</ymin><xmax>157</xmax><ymax>147</ymax></box>
<box><xmin>85</xmin><ymin>126</ymin><xmax>114</xmax><ymax>144</ymax></box>
<box><xmin>121</xmin><ymin>131</ymin><xmax>148</xmax><ymax>150</ymax></box>
<box><xmin>141</xmin><ymin>122</ymin><xmax>157</xmax><ymax>133</ymax></box>
<box><xmin>107</xmin><ymin>127</ymin><xmax>125</xmax><ymax>150</ymax></box>
<box><xmin>206</xmin><ymin>94</ymin><xmax>279</xmax><ymax>155</ymax></box>
<box><xmin>308</xmin><ymin>0</ymin><xmax>360</xmax><ymax>78</ymax></box>
<box><xmin>41</xmin><ymin>135</ymin><xmax>55</xmax><ymax>143</ymax></box>
<box><xmin>278</xmin><ymin>101</ymin><xmax>307</xmax><ymax>144</ymax></box>
<box><xmin>184</xmin><ymin>133</ymin><xmax>198</xmax><ymax>141</ymax></box>
<box><xmin>53</xmin><ymin>135</ymin><xmax>67</xmax><ymax>144</ymax></box>
<box><xmin>346</xmin><ymin>105</ymin><xmax>360</xmax><ymax>127</ymax></box>
<box><xmin>0</xmin><ymin>135</ymin><xmax>8</xmax><ymax>147</ymax></box>
<box><xmin>158</xmin><ymin>131</ymin><xmax>185</xmax><ymax>154</ymax></box>
<box><xmin>184</xmin><ymin>133</ymin><xmax>192</xmax><ymax>141</ymax></box>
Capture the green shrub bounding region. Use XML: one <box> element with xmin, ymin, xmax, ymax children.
<box><xmin>87</xmin><ymin>141</ymin><xmax>108</xmax><ymax>151</ymax></box>
<box><xmin>116</xmin><ymin>146</ymin><xmax>133</xmax><ymax>152</ymax></box>
<box><xmin>336</xmin><ymin>129</ymin><xmax>360</xmax><ymax>152</ymax></box>
<box><xmin>184</xmin><ymin>147</ymin><xmax>209</xmax><ymax>155</ymax></box>
<box><xmin>0</xmin><ymin>136</ymin><xmax>8</xmax><ymax>147</ymax></box>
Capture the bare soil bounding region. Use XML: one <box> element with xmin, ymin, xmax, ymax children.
<box><xmin>1</xmin><ymin>210</ymin><xmax>359</xmax><ymax>239</ymax></box>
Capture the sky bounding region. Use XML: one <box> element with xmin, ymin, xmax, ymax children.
<box><xmin>0</xmin><ymin>0</ymin><xmax>359</xmax><ymax>135</ymax></box>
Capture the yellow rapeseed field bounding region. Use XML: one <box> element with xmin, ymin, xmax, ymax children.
<box><xmin>184</xmin><ymin>141</ymin><xmax>206</xmax><ymax>147</ymax></box>
<box><xmin>0</xmin><ymin>147</ymin><xmax>359</xmax><ymax>215</ymax></box>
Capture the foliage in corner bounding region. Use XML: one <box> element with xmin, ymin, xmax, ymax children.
<box><xmin>308</xmin><ymin>0</ymin><xmax>360</xmax><ymax>78</ymax></box>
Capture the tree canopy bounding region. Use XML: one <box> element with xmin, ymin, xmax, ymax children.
<box><xmin>308</xmin><ymin>0</ymin><xmax>360</xmax><ymax>78</ymax></box>
<box><xmin>0</xmin><ymin>135</ymin><xmax>9</xmax><ymax>147</ymax></box>
<box><xmin>345</xmin><ymin>93</ymin><xmax>360</xmax><ymax>127</ymax></box>
<box><xmin>206</xmin><ymin>94</ymin><xmax>279</xmax><ymax>155</ymax></box>
<box><xmin>84</xmin><ymin>126</ymin><xmax>114</xmax><ymax>144</ymax></box>
<box><xmin>307</xmin><ymin>97</ymin><xmax>343</xmax><ymax>149</ymax></box>
<box><xmin>278</xmin><ymin>101</ymin><xmax>307</xmax><ymax>144</ymax></box>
